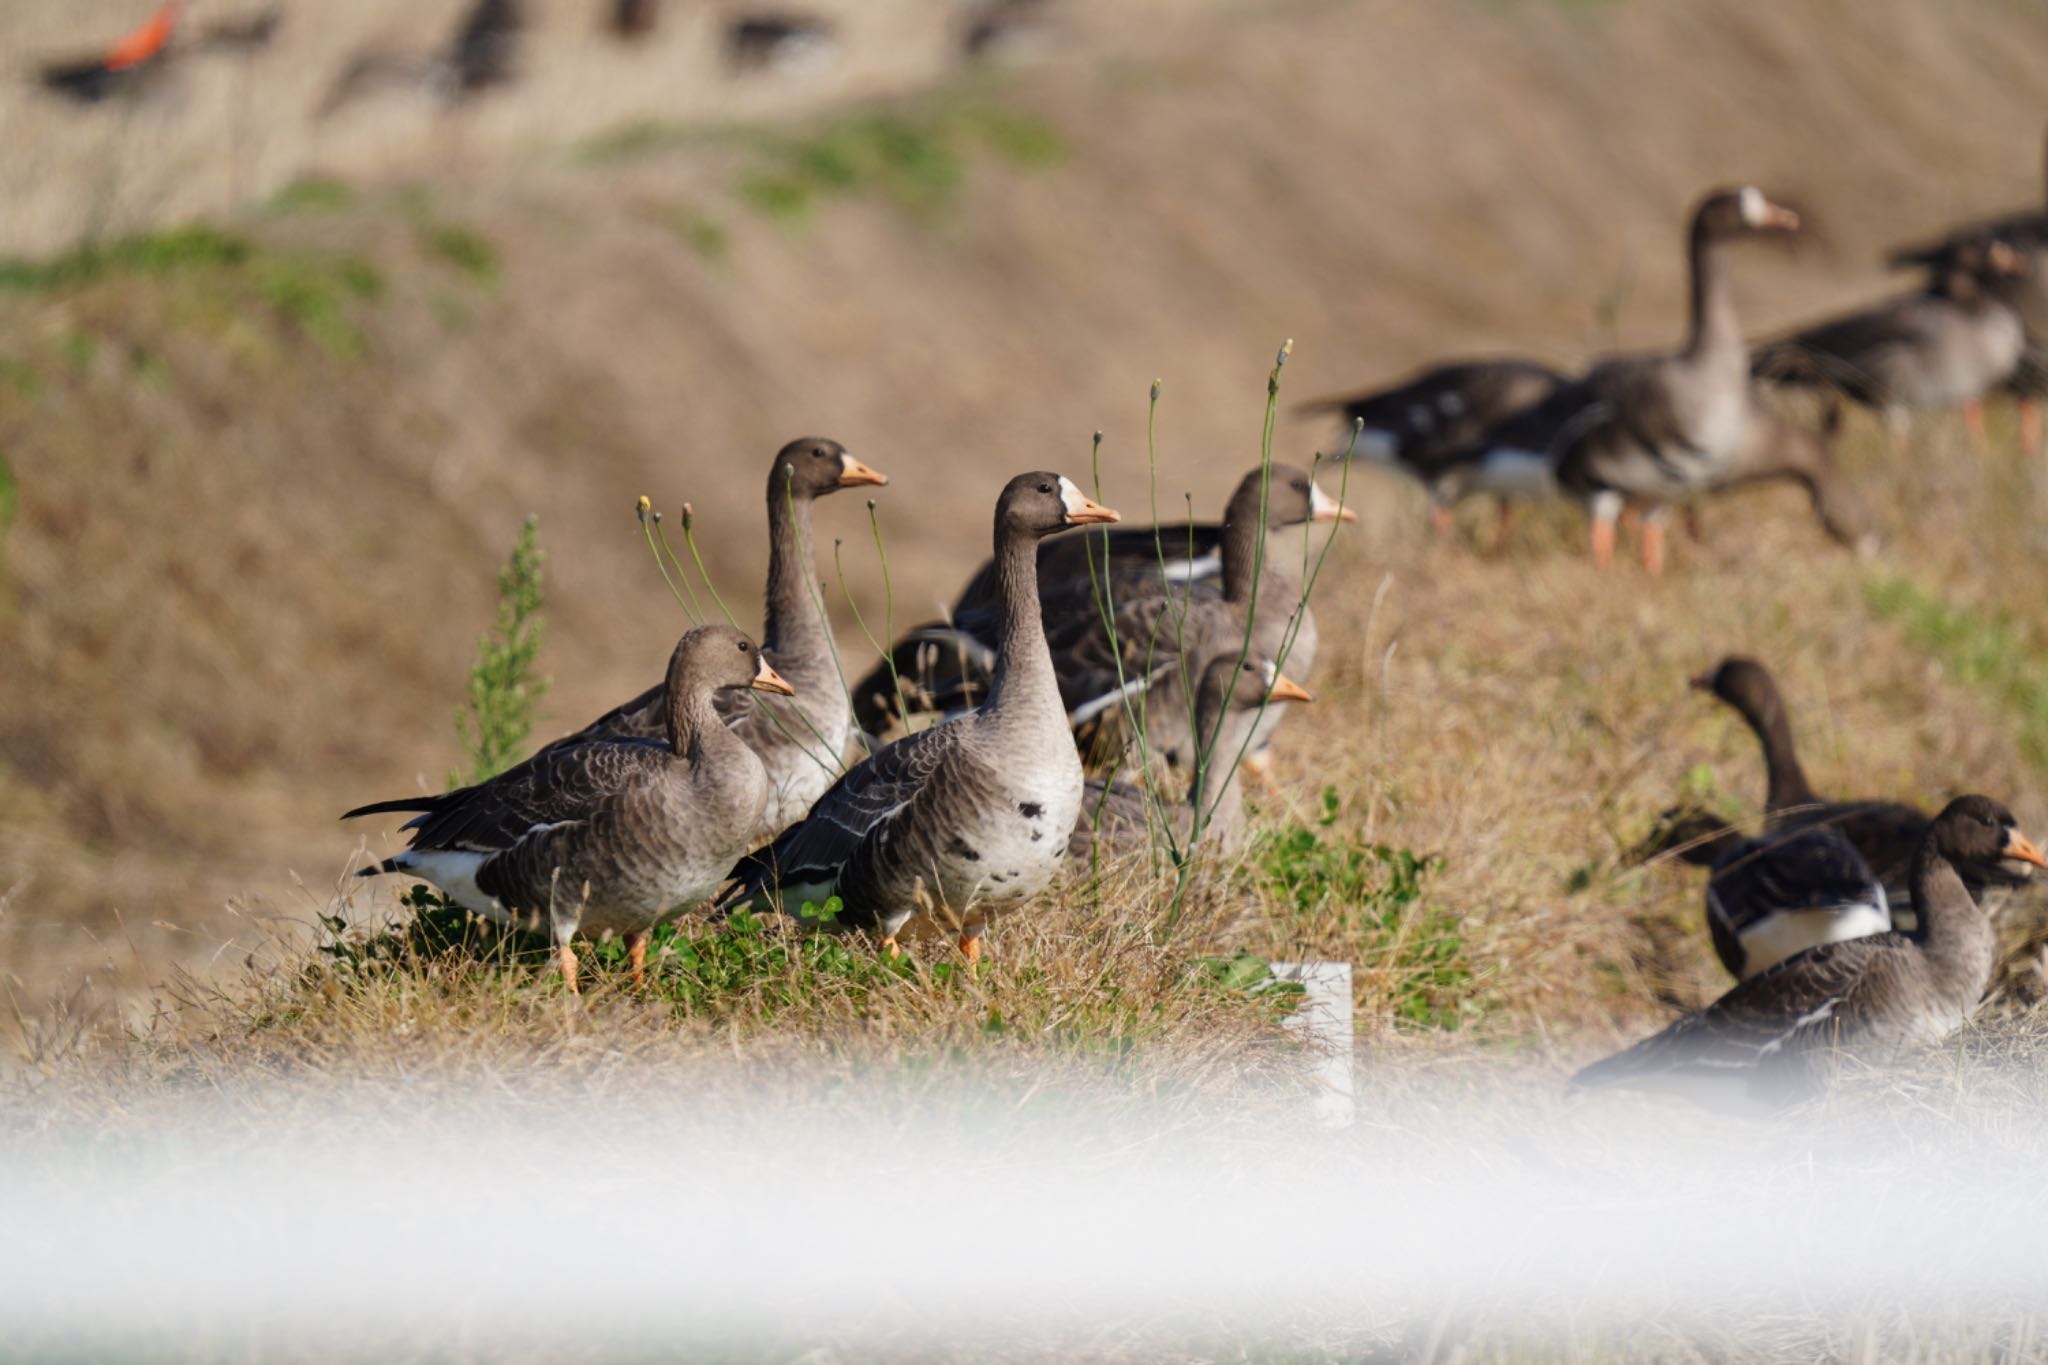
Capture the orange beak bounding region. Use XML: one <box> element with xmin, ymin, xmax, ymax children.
<box><xmin>751</xmin><ymin>659</ymin><xmax>796</xmax><ymax>696</ymax></box>
<box><xmin>1309</xmin><ymin>483</ymin><xmax>1357</xmax><ymax>523</ymax></box>
<box><xmin>1266</xmin><ymin>673</ymin><xmax>1314</xmax><ymax>705</ymax></box>
<box><xmin>1065</xmin><ymin>494</ymin><xmax>1121</xmax><ymax>526</ymax></box>
<box><xmin>2002</xmin><ymin>829</ymin><xmax>2048</xmax><ymax>869</ymax></box>
<box><xmin>1760</xmin><ymin>200</ymin><xmax>1801</xmax><ymax>232</ymax></box>
<box><xmin>837</xmin><ymin>455</ymin><xmax>889</xmax><ymax>488</ymax></box>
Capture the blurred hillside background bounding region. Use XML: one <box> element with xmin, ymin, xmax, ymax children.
<box><xmin>6</xmin><ymin>0</ymin><xmax>2048</xmax><ymax>1023</ymax></box>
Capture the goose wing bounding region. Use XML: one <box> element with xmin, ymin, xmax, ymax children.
<box><xmin>385</xmin><ymin>738</ymin><xmax>667</xmax><ymax>855</ymax></box>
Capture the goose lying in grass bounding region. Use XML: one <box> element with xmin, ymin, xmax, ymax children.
<box><xmin>346</xmin><ymin>625</ymin><xmax>794</xmax><ymax>992</ymax></box>
<box><xmin>852</xmin><ymin>464</ymin><xmax>1347</xmax><ymax>778</ymax></box>
<box><xmin>356</xmin><ymin>437</ymin><xmax>885</xmax><ymax>845</ymax></box>
<box><xmin>1067</xmin><ymin>653</ymin><xmax>1312</xmax><ymax>865</ymax></box>
<box><xmin>1574</xmin><ymin>796</ymin><xmax>2046</xmax><ymax>1110</ymax></box>
<box><xmin>725</xmin><ymin>472</ymin><xmax>1121</xmax><ymax>962</ymax></box>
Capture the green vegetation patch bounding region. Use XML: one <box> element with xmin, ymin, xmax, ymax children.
<box><xmin>1254</xmin><ymin>788</ymin><xmax>1470</xmax><ymax>1027</ymax></box>
<box><xmin>420</xmin><ymin>224</ymin><xmax>501</xmax><ymax>286</ymax></box>
<box><xmin>1865</xmin><ymin>571</ymin><xmax>2048</xmax><ymax>770</ymax></box>
<box><xmin>455</xmin><ymin>515</ymin><xmax>550</xmax><ymax>786</ymax></box>
<box><xmin>0</xmin><ymin>226</ymin><xmax>252</xmax><ymax>293</ymax></box>
<box><xmin>263</xmin><ymin>176</ymin><xmax>357</xmax><ymax>217</ymax></box>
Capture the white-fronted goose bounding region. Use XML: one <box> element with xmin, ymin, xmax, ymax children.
<box><xmin>345</xmin><ymin>625</ymin><xmax>794</xmax><ymax>992</ymax></box>
<box><xmin>1573</xmin><ymin>796</ymin><xmax>2046</xmax><ymax>1108</ymax></box>
<box><xmin>1886</xmin><ymin>129</ymin><xmax>2048</xmax><ymax>451</ymax></box>
<box><xmin>366</xmin><ymin>439</ymin><xmax>885</xmax><ymax>844</ymax></box>
<box><xmin>726</xmin><ymin>473</ymin><xmax>1121</xmax><ymax>961</ymax></box>
<box><xmin>853</xmin><ymin>465</ymin><xmax>1349</xmax><ymax>775</ymax></box>
<box><xmin>1703</xmin><ymin>826</ymin><xmax>1890</xmax><ymax>980</ymax></box>
<box><xmin>1298</xmin><ymin>358</ymin><xmax>1567</xmax><ymax>535</ymax></box>
<box><xmin>1754</xmin><ymin>235</ymin><xmax>2029</xmax><ymax>430</ymax></box>
<box><xmin>1068</xmin><ymin>654</ymin><xmax>1312</xmax><ymax>864</ymax></box>
<box><xmin>1471</xmin><ymin>187</ymin><xmax>1804</xmax><ymax>574</ymax></box>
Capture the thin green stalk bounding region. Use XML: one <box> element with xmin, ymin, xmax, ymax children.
<box><xmin>637</xmin><ymin>497</ymin><xmax>702</xmax><ymax>624</ymax></box>
<box><xmin>679</xmin><ymin>504</ymin><xmax>742</xmax><ymax>629</ymax></box>
<box><xmin>648</xmin><ymin>504</ymin><xmax>709</xmax><ymax>623</ymax></box>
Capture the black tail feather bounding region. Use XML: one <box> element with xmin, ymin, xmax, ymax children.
<box><xmin>355</xmin><ymin>858</ymin><xmax>402</xmax><ymax>877</ymax></box>
<box><xmin>342</xmin><ymin>794</ymin><xmax>442</xmax><ymax>821</ymax></box>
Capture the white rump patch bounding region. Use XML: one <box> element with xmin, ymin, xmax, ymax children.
<box><xmin>390</xmin><ymin>849</ymin><xmax>506</xmax><ymax>924</ymax></box>
<box><xmin>1158</xmin><ymin>550</ymin><xmax>1222</xmax><ymax>584</ymax></box>
<box><xmin>1738</xmin><ymin>898</ymin><xmax>1890</xmax><ymax>978</ymax></box>
<box><xmin>1472</xmin><ymin>448</ymin><xmax>1559</xmax><ymax>499</ymax></box>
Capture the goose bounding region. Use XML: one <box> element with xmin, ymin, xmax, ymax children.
<box><xmin>725</xmin><ymin>473</ymin><xmax>1121</xmax><ymax>961</ymax></box>
<box><xmin>1068</xmin><ymin>654</ymin><xmax>1313</xmax><ymax>865</ymax></box>
<box><xmin>360</xmin><ymin>438</ymin><xmax>885</xmax><ymax>844</ymax></box>
<box><xmin>1572</xmin><ymin>795</ymin><xmax>2046</xmax><ymax>1109</ymax></box>
<box><xmin>1754</xmin><ymin>235</ymin><xmax>2029</xmax><ymax>434</ymax></box>
<box><xmin>1470</xmin><ymin>186</ymin><xmax>1804</xmax><ymax>574</ymax></box>
<box><xmin>852</xmin><ymin>465</ymin><xmax>1348</xmax><ymax>777</ymax></box>
<box><xmin>1886</xmin><ymin>129</ymin><xmax>2048</xmax><ymax>452</ymax></box>
<box><xmin>345</xmin><ymin>625</ymin><xmax>794</xmax><ymax>992</ymax></box>
<box><xmin>1703</xmin><ymin>826</ymin><xmax>1891</xmax><ymax>980</ymax></box>
<box><xmin>1298</xmin><ymin>358</ymin><xmax>1568</xmax><ymax>536</ymax></box>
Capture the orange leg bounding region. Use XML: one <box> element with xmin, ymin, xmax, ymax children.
<box><xmin>626</xmin><ymin>930</ymin><xmax>650</xmax><ymax>988</ymax></box>
<box><xmin>882</xmin><ymin>935</ymin><xmax>901</xmax><ymax>959</ymax></box>
<box><xmin>1640</xmin><ymin>516</ymin><xmax>1667</xmax><ymax>577</ymax></box>
<box><xmin>2021</xmin><ymin>399</ymin><xmax>2043</xmax><ymax>458</ymax></box>
<box><xmin>1240</xmin><ymin>748</ymin><xmax>1275</xmax><ymax>792</ymax></box>
<box><xmin>1588</xmin><ymin>516</ymin><xmax>1617</xmax><ymax>569</ymax></box>
<box><xmin>556</xmin><ymin>941</ymin><xmax>580</xmax><ymax>995</ymax></box>
<box><xmin>1963</xmin><ymin>397</ymin><xmax>1988</xmax><ymax>451</ymax></box>
<box><xmin>1430</xmin><ymin>503</ymin><xmax>1454</xmax><ymax>539</ymax></box>
<box><xmin>959</xmin><ymin>934</ymin><xmax>983</xmax><ymax>966</ymax></box>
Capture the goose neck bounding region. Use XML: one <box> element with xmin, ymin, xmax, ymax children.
<box><xmin>984</xmin><ymin>522</ymin><xmax>1056</xmax><ymax>715</ymax></box>
<box><xmin>763</xmin><ymin>474</ymin><xmax>825</xmax><ymax>655</ymax></box>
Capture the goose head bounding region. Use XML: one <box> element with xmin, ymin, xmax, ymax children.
<box><xmin>770</xmin><ymin>436</ymin><xmax>888</xmax><ymax>500</ymax></box>
<box><xmin>679</xmin><ymin>624</ymin><xmax>795</xmax><ymax>696</ymax></box>
<box><xmin>1928</xmin><ymin>794</ymin><xmax>2047</xmax><ymax>885</ymax></box>
<box><xmin>999</xmin><ymin>472</ymin><xmax>1120</xmax><ymax>538</ymax></box>
<box><xmin>1690</xmin><ymin>656</ymin><xmax>1782</xmax><ymax>722</ymax></box>
<box><xmin>1200</xmin><ymin>652</ymin><xmax>1315</xmax><ymax>713</ymax></box>
<box><xmin>1697</xmin><ymin>186</ymin><xmax>1802</xmax><ymax>242</ymax></box>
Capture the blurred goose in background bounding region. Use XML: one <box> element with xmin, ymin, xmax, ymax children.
<box><xmin>1886</xmin><ymin>128</ymin><xmax>2048</xmax><ymax>453</ymax></box>
<box><xmin>725</xmin><ymin>13</ymin><xmax>838</xmax><ymax>76</ymax></box>
<box><xmin>727</xmin><ymin>473</ymin><xmax>1120</xmax><ymax>962</ymax></box>
<box><xmin>355</xmin><ymin>439</ymin><xmax>884</xmax><ymax>844</ymax></box>
<box><xmin>38</xmin><ymin>0</ymin><xmax>186</xmax><ymax>104</ymax></box>
<box><xmin>1469</xmin><ymin>187</ymin><xmax>1805</xmax><ymax>574</ymax></box>
<box><xmin>1674</xmin><ymin>658</ymin><xmax>2030</xmax><ymax>921</ymax></box>
<box><xmin>1573</xmin><ymin>796</ymin><xmax>2046</xmax><ymax>1110</ymax></box>
<box><xmin>1298</xmin><ymin>358</ymin><xmax>1567</xmax><ymax>539</ymax></box>
<box><xmin>1754</xmin><ymin>235</ymin><xmax>2030</xmax><ymax>443</ymax></box>
<box><xmin>345</xmin><ymin>626</ymin><xmax>794</xmax><ymax>993</ymax></box>
<box><xmin>1702</xmin><ymin>826</ymin><xmax>1890</xmax><ymax>979</ymax></box>
<box><xmin>1067</xmin><ymin>654</ymin><xmax>1312</xmax><ymax>865</ymax></box>
<box><xmin>853</xmin><ymin>465</ymin><xmax>1348</xmax><ymax>778</ymax></box>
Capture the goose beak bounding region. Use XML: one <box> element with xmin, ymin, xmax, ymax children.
<box><xmin>837</xmin><ymin>454</ymin><xmax>889</xmax><ymax>487</ymax></box>
<box><xmin>751</xmin><ymin>660</ymin><xmax>797</xmax><ymax>696</ymax></box>
<box><xmin>1760</xmin><ymin>200</ymin><xmax>1801</xmax><ymax>232</ymax></box>
<box><xmin>2002</xmin><ymin>829</ymin><xmax>2048</xmax><ymax>869</ymax></box>
<box><xmin>1309</xmin><ymin>482</ymin><xmax>1358</xmax><ymax>523</ymax></box>
<box><xmin>1989</xmin><ymin>240</ymin><xmax>2030</xmax><ymax>276</ymax></box>
<box><xmin>1059</xmin><ymin>479</ymin><xmax>1121</xmax><ymax>526</ymax></box>
<box><xmin>1266</xmin><ymin>673</ymin><xmax>1314</xmax><ymax>705</ymax></box>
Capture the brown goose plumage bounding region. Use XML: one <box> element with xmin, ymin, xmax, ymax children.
<box><xmin>727</xmin><ymin>473</ymin><xmax>1120</xmax><ymax>960</ymax></box>
<box><xmin>1573</xmin><ymin>795</ymin><xmax>2046</xmax><ymax>1109</ymax></box>
<box><xmin>1067</xmin><ymin>654</ymin><xmax>1312</xmax><ymax>865</ymax></box>
<box><xmin>345</xmin><ymin>625</ymin><xmax>794</xmax><ymax>991</ymax></box>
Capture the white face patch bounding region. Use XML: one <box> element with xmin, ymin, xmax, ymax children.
<box><xmin>1260</xmin><ymin>660</ymin><xmax>1278</xmax><ymax>691</ymax></box>
<box><xmin>1057</xmin><ymin>476</ymin><xmax>1090</xmax><ymax>518</ymax></box>
<box><xmin>1309</xmin><ymin>481</ymin><xmax>1344</xmax><ymax>520</ymax></box>
<box><xmin>1739</xmin><ymin>185</ymin><xmax>1765</xmax><ymax>228</ymax></box>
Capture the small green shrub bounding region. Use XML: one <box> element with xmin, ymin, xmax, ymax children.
<box><xmin>0</xmin><ymin>226</ymin><xmax>252</xmax><ymax>293</ymax></box>
<box><xmin>455</xmin><ymin>514</ymin><xmax>550</xmax><ymax>785</ymax></box>
<box><xmin>421</xmin><ymin>225</ymin><xmax>500</xmax><ymax>286</ymax></box>
<box><xmin>1866</xmin><ymin>572</ymin><xmax>2048</xmax><ymax>770</ymax></box>
<box><xmin>264</xmin><ymin>176</ymin><xmax>356</xmax><ymax>216</ymax></box>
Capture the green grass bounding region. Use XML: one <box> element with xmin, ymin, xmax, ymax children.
<box><xmin>420</xmin><ymin>224</ymin><xmax>501</xmax><ymax>286</ymax></box>
<box><xmin>1254</xmin><ymin>788</ymin><xmax>1470</xmax><ymax>1027</ymax></box>
<box><xmin>1866</xmin><ymin>571</ymin><xmax>2048</xmax><ymax>770</ymax></box>
<box><xmin>0</xmin><ymin>443</ymin><xmax>16</xmax><ymax>550</ymax></box>
<box><xmin>454</xmin><ymin>515</ymin><xmax>550</xmax><ymax>786</ymax></box>
<box><xmin>263</xmin><ymin>176</ymin><xmax>356</xmax><ymax>217</ymax></box>
<box><xmin>0</xmin><ymin>226</ymin><xmax>252</xmax><ymax>293</ymax></box>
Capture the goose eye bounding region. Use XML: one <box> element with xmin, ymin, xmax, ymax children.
<box><xmin>814</xmin><ymin>448</ymin><xmax>829</xmax><ymax>458</ymax></box>
<box><xmin>1037</xmin><ymin>482</ymin><xmax>1052</xmax><ymax>494</ymax></box>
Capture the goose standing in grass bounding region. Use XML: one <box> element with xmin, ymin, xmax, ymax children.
<box><xmin>852</xmin><ymin>465</ymin><xmax>1348</xmax><ymax>776</ymax></box>
<box><xmin>1702</xmin><ymin>827</ymin><xmax>1891</xmax><ymax>980</ymax></box>
<box><xmin>1298</xmin><ymin>358</ymin><xmax>1567</xmax><ymax>538</ymax></box>
<box><xmin>1573</xmin><ymin>796</ymin><xmax>2046</xmax><ymax>1109</ymax></box>
<box><xmin>1468</xmin><ymin>187</ymin><xmax>1805</xmax><ymax>574</ymax></box>
<box><xmin>345</xmin><ymin>626</ymin><xmax>794</xmax><ymax>993</ymax></box>
<box><xmin>1753</xmin><ymin>235</ymin><xmax>2030</xmax><ymax>441</ymax></box>
<box><xmin>1067</xmin><ymin>653</ymin><xmax>1312</xmax><ymax>865</ymax></box>
<box><xmin>726</xmin><ymin>473</ymin><xmax>1121</xmax><ymax>961</ymax></box>
<box><xmin>361</xmin><ymin>438</ymin><xmax>885</xmax><ymax>843</ymax></box>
